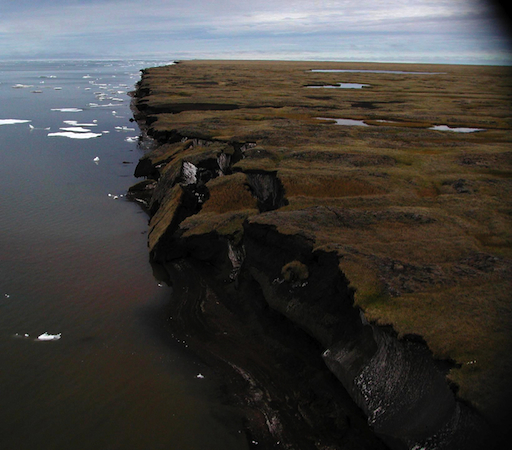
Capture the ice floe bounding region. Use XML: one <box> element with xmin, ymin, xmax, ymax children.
<box><xmin>93</xmin><ymin>156</ymin><xmax>100</xmax><ymax>162</ymax></box>
<box><xmin>37</xmin><ymin>332</ymin><xmax>61</xmax><ymax>341</ymax></box>
<box><xmin>115</xmin><ymin>126</ymin><xmax>135</xmax><ymax>131</ymax></box>
<box><xmin>51</xmin><ymin>108</ymin><xmax>83</xmax><ymax>113</ymax></box>
<box><xmin>59</xmin><ymin>126</ymin><xmax>92</xmax><ymax>133</ymax></box>
<box><xmin>12</xmin><ymin>84</ymin><xmax>33</xmax><ymax>89</ymax></box>
<box><xmin>88</xmin><ymin>103</ymin><xmax>119</xmax><ymax>108</ymax></box>
<box><xmin>13</xmin><ymin>333</ymin><xmax>30</xmax><ymax>339</ymax></box>
<box><xmin>125</xmin><ymin>136</ymin><xmax>138</xmax><ymax>143</ymax></box>
<box><xmin>0</xmin><ymin>119</ymin><xmax>32</xmax><ymax>126</ymax></box>
<box><xmin>48</xmin><ymin>131</ymin><xmax>102</xmax><ymax>139</ymax></box>
<box><xmin>63</xmin><ymin>120</ymin><xmax>98</xmax><ymax>127</ymax></box>
<box><xmin>107</xmin><ymin>193</ymin><xmax>125</xmax><ymax>200</ymax></box>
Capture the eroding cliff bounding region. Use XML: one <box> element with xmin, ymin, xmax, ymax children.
<box><xmin>128</xmin><ymin>61</ymin><xmax>512</xmax><ymax>449</ymax></box>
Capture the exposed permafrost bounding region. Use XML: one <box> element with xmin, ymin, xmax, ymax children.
<box><xmin>323</xmin><ymin>326</ymin><xmax>487</xmax><ymax>449</ymax></box>
<box><xmin>181</xmin><ymin>161</ymin><xmax>198</xmax><ymax>185</ymax></box>
<box><xmin>245</xmin><ymin>170</ymin><xmax>288</xmax><ymax>212</ymax></box>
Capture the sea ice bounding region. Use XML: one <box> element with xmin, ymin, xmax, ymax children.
<box><xmin>125</xmin><ymin>136</ymin><xmax>138</xmax><ymax>143</ymax></box>
<box><xmin>37</xmin><ymin>332</ymin><xmax>61</xmax><ymax>341</ymax></box>
<box><xmin>12</xmin><ymin>84</ymin><xmax>33</xmax><ymax>89</ymax></box>
<box><xmin>0</xmin><ymin>119</ymin><xmax>32</xmax><ymax>126</ymax></box>
<box><xmin>63</xmin><ymin>120</ymin><xmax>98</xmax><ymax>127</ymax></box>
<box><xmin>48</xmin><ymin>131</ymin><xmax>102</xmax><ymax>139</ymax></box>
<box><xmin>60</xmin><ymin>126</ymin><xmax>92</xmax><ymax>133</ymax></box>
<box><xmin>51</xmin><ymin>108</ymin><xmax>83</xmax><ymax>113</ymax></box>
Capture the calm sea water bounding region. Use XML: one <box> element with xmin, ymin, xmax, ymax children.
<box><xmin>0</xmin><ymin>60</ymin><xmax>247</xmax><ymax>450</ymax></box>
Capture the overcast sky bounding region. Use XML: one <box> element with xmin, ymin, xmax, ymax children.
<box><xmin>0</xmin><ymin>0</ymin><xmax>511</xmax><ymax>64</ymax></box>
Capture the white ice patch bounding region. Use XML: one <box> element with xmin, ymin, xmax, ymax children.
<box><xmin>37</xmin><ymin>332</ymin><xmax>61</xmax><ymax>341</ymax></box>
<box><xmin>48</xmin><ymin>131</ymin><xmax>102</xmax><ymax>139</ymax></box>
<box><xmin>114</xmin><ymin>126</ymin><xmax>135</xmax><ymax>131</ymax></box>
<box><xmin>0</xmin><ymin>119</ymin><xmax>32</xmax><ymax>126</ymax></box>
<box><xmin>12</xmin><ymin>84</ymin><xmax>33</xmax><ymax>89</ymax></box>
<box><xmin>51</xmin><ymin>108</ymin><xmax>83</xmax><ymax>113</ymax></box>
<box><xmin>63</xmin><ymin>120</ymin><xmax>98</xmax><ymax>127</ymax></box>
<box><xmin>88</xmin><ymin>103</ymin><xmax>118</xmax><ymax>108</ymax></box>
<box><xmin>60</xmin><ymin>126</ymin><xmax>92</xmax><ymax>133</ymax></box>
<box><xmin>125</xmin><ymin>136</ymin><xmax>138</xmax><ymax>143</ymax></box>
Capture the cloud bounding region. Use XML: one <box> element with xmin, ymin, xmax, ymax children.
<box><xmin>0</xmin><ymin>0</ymin><xmax>510</xmax><ymax>63</ymax></box>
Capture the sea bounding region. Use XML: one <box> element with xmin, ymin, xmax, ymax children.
<box><xmin>0</xmin><ymin>60</ymin><xmax>248</xmax><ymax>450</ymax></box>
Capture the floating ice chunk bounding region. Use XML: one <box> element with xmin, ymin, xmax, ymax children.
<box><xmin>37</xmin><ymin>332</ymin><xmax>61</xmax><ymax>341</ymax></box>
<box><xmin>83</xmin><ymin>75</ymin><xmax>93</xmax><ymax>79</ymax></box>
<box><xmin>102</xmin><ymin>131</ymin><xmax>110</xmax><ymax>134</ymax></box>
<box><xmin>54</xmin><ymin>87</ymin><xmax>62</xmax><ymax>90</ymax></box>
<box><xmin>196</xmin><ymin>374</ymin><xmax>205</xmax><ymax>379</ymax></box>
<box><xmin>125</xmin><ymin>136</ymin><xmax>138</xmax><ymax>143</ymax></box>
<box><xmin>51</xmin><ymin>108</ymin><xmax>83</xmax><ymax>113</ymax></box>
<box><xmin>93</xmin><ymin>156</ymin><xmax>100</xmax><ymax>162</ymax></box>
<box><xmin>13</xmin><ymin>333</ymin><xmax>30</xmax><ymax>339</ymax></box>
<box><xmin>48</xmin><ymin>131</ymin><xmax>102</xmax><ymax>139</ymax></box>
<box><xmin>63</xmin><ymin>120</ymin><xmax>98</xmax><ymax>127</ymax></box>
<box><xmin>12</xmin><ymin>84</ymin><xmax>33</xmax><ymax>88</ymax></box>
<box><xmin>88</xmin><ymin>103</ymin><xmax>118</xmax><ymax>108</ymax></box>
<box><xmin>114</xmin><ymin>126</ymin><xmax>135</xmax><ymax>131</ymax></box>
<box><xmin>60</xmin><ymin>126</ymin><xmax>92</xmax><ymax>133</ymax></box>
<box><xmin>0</xmin><ymin>119</ymin><xmax>32</xmax><ymax>126</ymax></box>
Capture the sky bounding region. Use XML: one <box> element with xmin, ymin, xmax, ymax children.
<box><xmin>0</xmin><ymin>0</ymin><xmax>511</xmax><ymax>64</ymax></box>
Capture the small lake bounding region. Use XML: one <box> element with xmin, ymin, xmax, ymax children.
<box><xmin>317</xmin><ymin>117</ymin><xmax>369</xmax><ymax>126</ymax></box>
<box><xmin>429</xmin><ymin>124</ymin><xmax>485</xmax><ymax>133</ymax></box>
<box><xmin>307</xmin><ymin>83</ymin><xmax>370</xmax><ymax>89</ymax></box>
<box><xmin>318</xmin><ymin>117</ymin><xmax>485</xmax><ymax>132</ymax></box>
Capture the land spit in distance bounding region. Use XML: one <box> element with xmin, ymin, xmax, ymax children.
<box><xmin>128</xmin><ymin>60</ymin><xmax>512</xmax><ymax>449</ymax></box>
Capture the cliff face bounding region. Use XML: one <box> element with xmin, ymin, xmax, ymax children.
<box><xmin>129</xmin><ymin>61</ymin><xmax>512</xmax><ymax>449</ymax></box>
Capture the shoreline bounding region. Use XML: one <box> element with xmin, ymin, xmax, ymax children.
<box><xmin>128</xmin><ymin>60</ymin><xmax>511</xmax><ymax>449</ymax></box>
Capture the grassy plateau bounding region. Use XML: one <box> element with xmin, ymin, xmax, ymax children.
<box><xmin>133</xmin><ymin>60</ymin><xmax>512</xmax><ymax>428</ymax></box>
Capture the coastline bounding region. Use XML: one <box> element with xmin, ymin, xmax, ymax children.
<box><xmin>128</xmin><ymin>60</ymin><xmax>512</xmax><ymax>449</ymax></box>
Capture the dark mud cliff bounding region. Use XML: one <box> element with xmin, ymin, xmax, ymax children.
<box><xmin>129</xmin><ymin>61</ymin><xmax>512</xmax><ymax>449</ymax></box>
